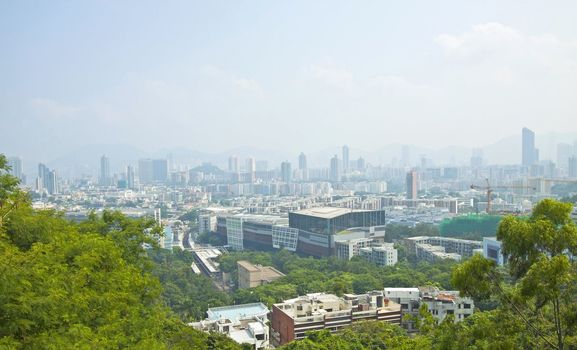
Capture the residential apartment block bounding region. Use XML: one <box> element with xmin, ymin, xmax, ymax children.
<box><xmin>385</xmin><ymin>286</ymin><xmax>474</xmax><ymax>329</ymax></box>
<box><xmin>271</xmin><ymin>292</ymin><xmax>401</xmax><ymax>346</ymax></box>
<box><xmin>359</xmin><ymin>244</ymin><xmax>398</xmax><ymax>266</ymax></box>
<box><xmin>419</xmin><ymin>286</ymin><xmax>474</xmax><ymax>323</ymax></box>
<box><xmin>405</xmin><ymin>236</ymin><xmax>482</xmax><ymax>262</ymax></box>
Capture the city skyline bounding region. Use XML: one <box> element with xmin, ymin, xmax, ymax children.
<box><xmin>6</xmin><ymin>128</ymin><xmax>577</xmax><ymax>179</ymax></box>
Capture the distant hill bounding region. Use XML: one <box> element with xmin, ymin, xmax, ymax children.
<box><xmin>190</xmin><ymin>163</ymin><xmax>224</xmax><ymax>174</ymax></box>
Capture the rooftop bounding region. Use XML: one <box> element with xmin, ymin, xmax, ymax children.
<box><xmin>229</xmin><ymin>329</ymin><xmax>256</xmax><ymax>344</ymax></box>
<box><xmin>237</xmin><ymin>260</ymin><xmax>260</xmax><ymax>272</ymax></box>
<box><xmin>230</xmin><ymin>214</ymin><xmax>288</xmax><ymax>225</ymax></box>
<box><xmin>292</xmin><ymin>207</ymin><xmax>373</xmax><ymax>219</ymax></box>
<box><xmin>385</xmin><ymin>287</ymin><xmax>420</xmax><ymax>293</ymax></box>
<box><xmin>207</xmin><ymin>302</ymin><xmax>269</xmax><ymax>322</ymax></box>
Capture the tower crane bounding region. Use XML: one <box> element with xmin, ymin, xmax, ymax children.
<box><xmin>470</xmin><ymin>179</ymin><xmax>536</xmax><ymax>214</ymax></box>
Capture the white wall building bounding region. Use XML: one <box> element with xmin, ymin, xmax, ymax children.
<box><xmin>359</xmin><ymin>244</ymin><xmax>398</xmax><ymax>266</ymax></box>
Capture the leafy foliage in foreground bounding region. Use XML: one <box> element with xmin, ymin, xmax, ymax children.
<box><xmin>148</xmin><ymin>248</ymin><xmax>232</xmax><ymax>322</ymax></box>
<box><xmin>0</xmin><ymin>154</ymin><xmax>242</xmax><ymax>349</ymax></box>
<box><xmin>453</xmin><ymin>199</ymin><xmax>577</xmax><ymax>350</ymax></box>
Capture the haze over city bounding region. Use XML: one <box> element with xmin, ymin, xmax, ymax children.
<box><xmin>2</xmin><ymin>0</ymin><xmax>577</xmax><ymax>169</ymax></box>
<box><xmin>3</xmin><ymin>2</ymin><xmax>577</xmax><ymax>349</ymax></box>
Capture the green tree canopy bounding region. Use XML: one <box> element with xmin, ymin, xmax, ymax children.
<box><xmin>453</xmin><ymin>198</ymin><xmax>577</xmax><ymax>350</ymax></box>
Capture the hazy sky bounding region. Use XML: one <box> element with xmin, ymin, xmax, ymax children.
<box><xmin>2</xmin><ymin>1</ymin><xmax>577</xmax><ymax>160</ymax></box>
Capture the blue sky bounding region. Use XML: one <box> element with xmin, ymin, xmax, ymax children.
<box><xmin>1</xmin><ymin>0</ymin><xmax>577</xmax><ymax>161</ymax></box>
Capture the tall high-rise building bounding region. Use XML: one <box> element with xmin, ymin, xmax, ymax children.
<box><xmin>281</xmin><ymin>161</ymin><xmax>292</xmax><ymax>183</ymax></box>
<box><xmin>138</xmin><ymin>159</ymin><xmax>154</xmax><ymax>184</ymax></box>
<box><xmin>228</xmin><ymin>155</ymin><xmax>240</xmax><ymax>182</ymax></box>
<box><xmin>246</xmin><ymin>157</ymin><xmax>256</xmax><ymax>183</ymax></box>
<box><xmin>37</xmin><ymin>163</ymin><xmax>50</xmax><ymax>191</ymax></box>
<box><xmin>406</xmin><ymin>170</ymin><xmax>419</xmax><ymax>201</ymax></box>
<box><xmin>557</xmin><ymin>143</ymin><xmax>573</xmax><ymax>170</ymax></box>
<box><xmin>100</xmin><ymin>155</ymin><xmax>110</xmax><ymax>186</ymax></box>
<box><xmin>298</xmin><ymin>152</ymin><xmax>307</xmax><ymax>170</ymax></box>
<box><xmin>330</xmin><ymin>155</ymin><xmax>341</xmax><ymax>182</ymax></box>
<box><xmin>298</xmin><ymin>152</ymin><xmax>308</xmax><ymax>181</ymax></box>
<box><xmin>152</xmin><ymin>159</ymin><xmax>168</xmax><ymax>183</ymax></box>
<box><xmin>342</xmin><ymin>145</ymin><xmax>349</xmax><ymax>173</ymax></box>
<box><xmin>137</xmin><ymin>158</ymin><xmax>168</xmax><ymax>184</ymax></box>
<box><xmin>126</xmin><ymin>165</ymin><xmax>135</xmax><ymax>189</ymax></box>
<box><xmin>522</xmin><ymin>127</ymin><xmax>539</xmax><ymax>167</ymax></box>
<box><xmin>569</xmin><ymin>156</ymin><xmax>577</xmax><ymax>178</ymax></box>
<box><xmin>8</xmin><ymin>157</ymin><xmax>24</xmax><ymax>182</ymax></box>
<box><xmin>228</xmin><ymin>155</ymin><xmax>239</xmax><ymax>173</ymax></box>
<box><xmin>47</xmin><ymin>170</ymin><xmax>58</xmax><ymax>195</ymax></box>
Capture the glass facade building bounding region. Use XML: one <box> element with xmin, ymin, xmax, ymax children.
<box><xmin>289</xmin><ymin>208</ymin><xmax>386</xmax><ymax>236</ymax></box>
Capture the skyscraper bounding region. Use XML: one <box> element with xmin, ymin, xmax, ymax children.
<box><xmin>47</xmin><ymin>170</ymin><xmax>58</xmax><ymax>195</ymax></box>
<box><xmin>406</xmin><ymin>170</ymin><xmax>418</xmax><ymax>201</ymax></box>
<box><xmin>298</xmin><ymin>152</ymin><xmax>307</xmax><ymax>170</ymax></box>
<box><xmin>522</xmin><ymin>127</ymin><xmax>539</xmax><ymax>167</ymax></box>
<box><xmin>100</xmin><ymin>155</ymin><xmax>110</xmax><ymax>186</ymax></box>
<box><xmin>8</xmin><ymin>157</ymin><xmax>24</xmax><ymax>182</ymax></box>
<box><xmin>228</xmin><ymin>155</ymin><xmax>240</xmax><ymax>182</ymax></box>
<box><xmin>246</xmin><ymin>157</ymin><xmax>256</xmax><ymax>183</ymax></box>
<box><xmin>152</xmin><ymin>159</ymin><xmax>168</xmax><ymax>183</ymax></box>
<box><xmin>37</xmin><ymin>163</ymin><xmax>49</xmax><ymax>191</ymax></box>
<box><xmin>126</xmin><ymin>165</ymin><xmax>135</xmax><ymax>189</ymax></box>
<box><xmin>228</xmin><ymin>155</ymin><xmax>239</xmax><ymax>173</ymax></box>
<box><xmin>569</xmin><ymin>156</ymin><xmax>577</xmax><ymax>178</ymax></box>
<box><xmin>330</xmin><ymin>155</ymin><xmax>341</xmax><ymax>182</ymax></box>
<box><xmin>137</xmin><ymin>159</ymin><xmax>167</xmax><ymax>184</ymax></box>
<box><xmin>557</xmin><ymin>143</ymin><xmax>573</xmax><ymax>170</ymax></box>
<box><xmin>342</xmin><ymin>145</ymin><xmax>349</xmax><ymax>173</ymax></box>
<box><xmin>298</xmin><ymin>152</ymin><xmax>308</xmax><ymax>181</ymax></box>
<box><xmin>138</xmin><ymin>159</ymin><xmax>154</xmax><ymax>184</ymax></box>
<box><xmin>281</xmin><ymin>161</ymin><xmax>292</xmax><ymax>183</ymax></box>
